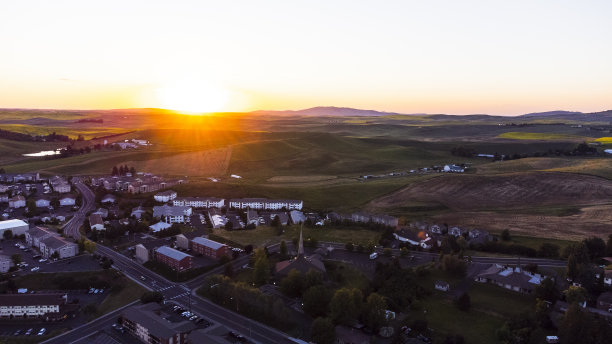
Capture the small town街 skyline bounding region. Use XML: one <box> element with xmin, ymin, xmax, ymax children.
<box><xmin>1</xmin><ymin>0</ymin><xmax>611</xmax><ymax>115</ymax></box>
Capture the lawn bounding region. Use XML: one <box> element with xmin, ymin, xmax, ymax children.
<box><xmin>507</xmin><ymin>235</ymin><xmax>575</xmax><ymax>254</ymax></box>
<box><xmin>497</xmin><ymin>132</ymin><xmax>587</xmax><ymax>141</ymax></box>
<box><xmin>469</xmin><ymin>283</ymin><xmax>534</xmax><ymax>318</ymax></box>
<box><xmin>96</xmin><ymin>280</ymin><xmax>147</xmax><ymax>315</ymax></box>
<box><xmin>211</xmin><ymin>225</ymin><xmax>381</xmax><ymax>248</ymax></box>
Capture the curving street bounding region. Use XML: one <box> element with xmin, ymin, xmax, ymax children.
<box><xmin>62</xmin><ymin>177</ymin><xmax>96</xmax><ymax>240</ymax></box>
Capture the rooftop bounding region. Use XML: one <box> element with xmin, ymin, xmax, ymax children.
<box><xmin>192</xmin><ymin>237</ymin><xmax>226</xmax><ymax>250</ymax></box>
<box><xmin>122</xmin><ymin>303</ymin><xmax>195</xmax><ymax>340</ymax></box>
<box><xmin>155</xmin><ymin>246</ymin><xmax>193</xmax><ymax>261</ymax></box>
<box><xmin>0</xmin><ymin>219</ymin><xmax>28</xmax><ymax>230</ymax></box>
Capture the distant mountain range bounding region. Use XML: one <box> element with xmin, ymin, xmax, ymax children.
<box><xmin>250</xmin><ymin>106</ymin><xmax>426</xmax><ymax>117</ymax></box>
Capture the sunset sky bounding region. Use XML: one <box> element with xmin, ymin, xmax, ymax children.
<box><xmin>1</xmin><ymin>0</ymin><xmax>611</xmax><ymax>115</ymax></box>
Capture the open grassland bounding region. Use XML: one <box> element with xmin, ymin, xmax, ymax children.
<box><xmin>211</xmin><ymin>225</ymin><xmax>381</xmax><ymax>248</ymax></box>
<box><xmin>476</xmin><ymin>157</ymin><xmax>612</xmax><ymax>180</ymax></box>
<box><xmin>0</xmin><ymin>123</ymin><xmax>127</xmax><ymax>139</ymax></box>
<box><xmin>0</xmin><ymin>139</ymin><xmax>64</xmax><ymax>165</ymax></box>
<box><xmin>120</xmin><ymin>147</ymin><xmax>232</xmax><ymax>176</ymax></box>
<box><xmin>497</xmin><ymin>131</ymin><xmax>588</xmax><ymax>141</ymax></box>
<box><xmin>368</xmin><ymin>172</ymin><xmax>612</xmax><ymax>212</ymax></box>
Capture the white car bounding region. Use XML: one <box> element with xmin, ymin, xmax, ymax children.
<box><xmin>37</xmin><ymin>328</ymin><xmax>46</xmax><ymax>336</ymax></box>
<box><xmin>39</xmin><ymin>258</ymin><xmax>48</xmax><ymax>263</ymax></box>
<box><xmin>30</xmin><ymin>267</ymin><xmax>40</xmax><ymax>272</ymax></box>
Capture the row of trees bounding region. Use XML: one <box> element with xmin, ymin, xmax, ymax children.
<box><xmin>111</xmin><ymin>165</ymin><xmax>136</xmax><ymax>176</ymax></box>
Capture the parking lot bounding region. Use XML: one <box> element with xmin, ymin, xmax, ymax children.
<box><xmin>0</xmin><ymin>239</ymin><xmax>102</xmax><ymax>276</ymax></box>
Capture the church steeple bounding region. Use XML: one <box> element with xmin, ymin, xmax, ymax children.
<box><xmin>298</xmin><ymin>228</ymin><xmax>304</xmax><ymax>257</ymax></box>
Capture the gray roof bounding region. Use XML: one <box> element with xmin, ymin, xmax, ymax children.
<box><xmin>156</xmin><ymin>190</ymin><xmax>177</xmax><ymax>196</ymax></box>
<box><xmin>122</xmin><ymin>303</ymin><xmax>195</xmax><ymax>340</ymax></box>
<box><xmin>192</xmin><ymin>237</ymin><xmax>226</xmax><ymax>250</ymax></box>
<box><xmin>41</xmin><ymin>236</ymin><xmax>76</xmax><ymax>250</ymax></box>
<box><xmin>155</xmin><ymin>246</ymin><xmax>193</xmax><ymax>261</ymax></box>
<box><xmin>89</xmin><ymin>214</ymin><xmax>104</xmax><ymax>226</ymax></box>
<box><xmin>153</xmin><ymin>205</ymin><xmax>190</xmax><ymax>218</ymax></box>
<box><xmin>28</xmin><ymin>226</ymin><xmax>57</xmax><ymax>239</ymax></box>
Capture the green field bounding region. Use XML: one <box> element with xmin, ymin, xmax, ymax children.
<box><xmin>497</xmin><ymin>132</ymin><xmax>587</xmax><ymax>141</ymax></box>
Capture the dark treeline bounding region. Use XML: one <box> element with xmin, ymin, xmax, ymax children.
<box><xmin>0</xmin><ymin>129</ymin><xmax>71</xmax><ymax>142</ymax></box>
<box><xmin>451</xmin><ymin>142</ymin><xmax>599</xmax><ymax>160</ymax></box>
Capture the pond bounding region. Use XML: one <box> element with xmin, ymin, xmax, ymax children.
<box><xmin>22</xmin><ymin>150</ymin><xmax>62</xmax><ymax>157</ymax></box>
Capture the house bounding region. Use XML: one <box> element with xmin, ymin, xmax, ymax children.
<box><xmin>175</xmin><ymin>234</ymin><xmax>190</xmax><ymax>250</ymax></box>
<box><xmin>121</xmin><ymin>303</ymin><xmax>196</xmax><ymax>344</ymax></box>
<box><xmin>173</xmin><ymin>197</ymin><xmax>224</xmax><ymax>208</ymax></box>
<box><xmin>0</xmin><ymin>193</ymin><xmax>8</xmax><ymax>203</ymax></box>
<box><xmin>149</xmin><ymin>222</ymin><xmax>172</xmax><ymax>233</ymax></box>
<box><xmin>229</xmin><ymin>198</ymin><xmax>303</xmax><ymax>210</ymax></box>
<box><xmin>35</xmin><ymin>197</ymin><xmax>51</xmax><ymax>208</ymax></box>
<box><xmin>191</xmin><ymin>237</ymin><xmax>227</xmax><ymax>259</ymax></box>
<box><xmin>449</xmin><ymin>226</ymin><xmax>464</xmax><ymax>237</ymax></box>
<box><xmin>264</xmin><ymin>212</ymin><xmax>289</xmax><ymax>226</ymax></box>
<box><xmin>9</xmin><ymin>195</ymin><xmax>26</xmax><ymax>208</ymax></box>
<box><xmin>0</xmin><ymin>293</ymin><xmax>68</xmax><ymax>320</ymax></box>
<box><xmin>131</xmin><ymin>206</ymin><xmax>147</xmax><ymax>219</ymax></box>
<box><xmin>89</xmin><ymin>214</ymin><xmax>105</xmax><ymax>231</ymax></box>
<box><xmin>443</xmin><ymin>164</ymin><xmax>465</xmax><ymax>173</ymax></box>
<box><xmin>154</xmin><ymin>190</ymin><xmax>178</xmax><ymax>203</ymax></box>
<box><xmin>39</xmin><ymin>236</ymin><xmax>77</xmax><ymax>259</ymax></box>
<box><xmin>0</xmin><ymin>173</ymin><xmax>39</xmax><ymax>183</ymax></box>
<box><xmin>207</xmin><ymin>209</ymin><xmax>228</xmax><ymax>229</ymax></box>
<box><xmin>246</xmin><ymin>209</ymin><xmax>259</xmax><ymax>226</ymax></box>
<box><xmin>474</xmin><ymin>264</ymin><xmax>545</xmax><ymax>294</ymax></box>
<box><xmin>26</xmin><ymin>226</ymin><xmax>57</xmax><ymax>248</ymax></box>
<box><xmin>155</xmin><ymin>246</ymin><xmax>193</xmax><ymax>271</ymax></box>
<box><xmin>393</xmin><ymin>229</ymin><xmax>432</xmax><ymax>249</ymax></box>
<box><xmin>435</xmin><ymin>281</ymin><xmax>450</xmax><ymax>292</ymax></box>
<box><xmin>604</xmin><ymin>270</ymin><xmax>612</xmax><ymax>287</ymax></box>
<box><xmin>0</xmin><ymin>219</ymin><xmax>29</xmax><ymax>237</ymax></box>
<box><xmin>275</xmin><ymin>230</ymin><xmax>326</xmax><ymax>277</ymax></box>
<box><xmin>93</xmin><ymin>208</ymin><xmax>109</xmax><ymax>219</ymax></box>
<box><xmin>0</xmin><ymin>255</ymin><xmax>11</xmax><ymax>273</ymax></box>
<box><xmin>153</xmin><ymin>205</ymin><xmax>192</xmax><ymax>224</ymax></box>
<box><xmin>290</xmin><ymin>210</ymin><xmax>306</xmax><ymax>224</ymax></box>
<box><xmin>59</xmin><ymin>195</ymin><xmax>76</xmax><ymax>206</ymax></box>
<box><xmin>430</xmin><ymin>224</ymin><xmax>442</xmax><ymax>234</ymax></box>
<box><xmin>351</xmin><ymin>213</ymin><xmax>399</xmax><ymax>227</ymax></box>
<box><xmin>335</xmin><ymin>325</ymin><xmax>370</xmax><ymax>344</ymax></box>
<box><xmin>135</xmin><ymin>244</ymin><xmax>150</xmax><ymax>263</ymax></box>
<box><xmin>100</xmin><ymin>194</ymin><xmax>117</xmax><ymax>204</ymax></box>
<box><xmin>596</xmin><ymin>292</ymin><xmax>612</xmax><ymax>311</ymax></box>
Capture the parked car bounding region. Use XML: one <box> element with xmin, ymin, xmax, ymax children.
<box><xmin>37</xmin><ymin>328</ymin><xmax>46</xmax><ymax>336</ymax></box>
<box><xmin>39</xmin><ymin>258</ymin><xmax>48</xmax><ymax>263</ymax></box>
<box><xmin>25</xmin><ymin>328</ymin><xmax>33</xmax><ymax>336</ymax></box>
<box><xmin>31</xmin><ymin>267</ymin><xmax>40</xmax><ymax>272</ymax></box>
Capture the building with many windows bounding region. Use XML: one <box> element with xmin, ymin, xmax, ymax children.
<box><xmin>172</xmin><ymin>197</ymin><xmax>224</xmax><ymax>208</ymax></box>
<box><xmin>153</xmin><ymin>205</ymin><xmax>192</xmax><ymax>224</ymax></box>
<box><xmin>0</xmin><ymin>294</ymin><xmax>67</xmax><ymax>319</ymax></box>
<box><xmin>155</xmin><ymin>246</ymin><xmax>193</xmax><ymax>271</ymax></box>
<box><xmin>191</xmin><ymin>237</ymin><xmax>227</xmax><ymax>259</ymax></box>
<box><xmin>0</xmin><ymin>219</ymin><xmax>29</xmax><ymax>237</ymax></box>
<box><xmin>229</xmin><ymin>198</ymin><xmax>303</xmax><ymax>210</ymax></box>
<box><xmin>121</xmin><ymin>303</ymin><xmax>195</xmax><ymax>344</ymax></box>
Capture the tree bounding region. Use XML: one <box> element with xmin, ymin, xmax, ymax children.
<box><xmin>271</xmin><ymin>215</ymin><xmax>281</xmax><ymax>227</ymax></box>
<box><xmin>140</xmin><ymin>291</ymin><xmax>164</xmax><ymax>304</ymax></box>
<box><xmin>500</xmin><ymin>229</ymin><xmax>511</xmax><ymax>241</ymax></box>
<box><xmin>10</xmin><ymin>254</ymin><xmax>21</xmax><ymax>266</ymax></box>
<box><xmin>83</xmin><ymin>240</ymin><xmax>97</xmax><ymax>254</ymax></box>
<box><xmin>279</xmin><ymin>240</ymin><xmax>288</xmax><ymax>260</ymax></box>
<box><xmin>280</xmin><ymin>269</ymin><xmax>304</xmax><ymax>298</ymax></box>
<box><xmin>364</xmin><ymin>292</ymin><xmax>387</xmax><ymax>332</ymax></box>
<box><xmin>50</xmin><ymin>251</ymin><xmax>60</xmax><ymax>260</ymax></box>
<box><xmin>304</xmin><ymin>269</ymin><xmax>323</xmax><ymax>290</ymax></box>
<box><xmin>383</xmin><ymin>248</ymin><xmax>392</xmax><ymax>257</ymax></box>
<box><xmin>311</xmin><ymin>317</ymin><xmax>335</xmax><ymax>344</ymax></box>
<box><xmin>7</xmin><ymin>279</ymin><xmax>17</xmax><ymax>293</ymax></box>
<box><xmin>534</xmin><ymin>277</ymin><xmax>559</xmax><ymax>302</ymax></box>
<box><xmin>224</xmin><ymin>221</ymin><xmax>233</xmax><ymax>231</ymax></box>
<box><xmin>400</xmin><ymin>247</ymin><xmax>408</xmax><ymax>257</ymax></box>
<box><xmin>455</xmin><ymin>292</ymin><xmax>471</xmax><ymax>311</ymax></box>
<box><xmin>111</xmin><ymin>166</ymin><xmax>118</xmax><ymax>176</ymax></box>
<box><xmin>303</xmin><ymin>285</ymin><xmax>332</xmax><ymax>318</ymax></box>
<box><xmin>224</xmin><ymin>262</ymin><xmax>234</xmax><ymax>277</ymax></box>
<box><xmin>252</xmin><ymin>250</ymin><xmax>270</xmax><ymax>286</ymax></box>
<box><xmin>345</xmin><ymin>242</ymin><xmax>354</xmax><ymax>252</ymax></box>
<box><xmin>3</xmin><ymin>229</ymin><xmax>13</xmax><ymax>240</ymax></box>
<box><xmin>26</xmin><ymin>199</ymin><xmax>36</xmax><ymax>214</ymax></box>
<box><xmin>564</xmin><ymin>285</ymin><xmax>587</xmax><ymax>305</ymax></box>
<box><xmin>441</xmin><ymin>254</ymin><xmax>467</xmax><ymax>277</ymax></box>
<box><xmin>537</xmin><ymin>243</ymin><xmax>560</xmax><ymax>258</ymax></box>
<box><xmin>606</xmin><ymin>234</ymin><xmax>612</xmax><ymax>256</ymax></box>
<box><xmin>330</xmin><ymin>288</ymin><xmax>362</xmax><ymax>325</ymax></box>
<box><xmin>130</xmin><ymin>166</ymin><xmax>136</xmax><ymax>175</ymax></box>
<box><xmin>119</xmin><ymin>165</ymin><xmax>125</xmax><ymax>176</ymax></box>
<box><xmin>583</xmin><ymin>237</ymin><xmax>606</xmax><ymax>260</ymax></box>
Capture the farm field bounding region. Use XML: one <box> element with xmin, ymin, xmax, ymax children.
<box><xmin>497</xmin><ymin>131</ymin><xmax>588</xmax><ymax>141</ymax></box>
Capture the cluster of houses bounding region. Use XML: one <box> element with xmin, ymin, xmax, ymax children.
<box><xmin>361</xmin><ymin>164</ymin><xmax>466</xmax><ymax>180</ymax></box>
<box><xmin>474</xmin><ymin>264</ymin><xmax>547</xmax><ymax>294</ymax></box>
<box><xmin>111</xmin><ymin>138</ymin><xmax>150</xmax><ymax>150</ymax></box>
<box><xmin>91</xmin><ymin>173</ymin><xmax>186</xmax><ymax>194</ymax></box>
<box><xmin>48</xmin><ymin>176</ymin><xmax>71</xmax><ymax>193</ymax></box>
<box><xmin>393</xmin><ymin>222</ymin><xmax>490</xmax><ymax>250</ymax></box>
<box><xmin>25</xmin><ymin>226</ymin><xmax>78</xmax><ymax>259</ymax></box>
<box><xmin>134</xmin><ymin>231</ymin><xmax>228</xmax><ymax>271</ymax></box>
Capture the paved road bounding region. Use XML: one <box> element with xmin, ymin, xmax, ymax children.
<box><xmin>62</xmin><ymin>178</ymin><xmax>95</xmax><ymax>240</ymax></box>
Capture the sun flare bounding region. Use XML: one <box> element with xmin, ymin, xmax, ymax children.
<box><xmin>156</xmin><ymin>79</ymin><xmax>229</xmax><ymax>114</ymax></box>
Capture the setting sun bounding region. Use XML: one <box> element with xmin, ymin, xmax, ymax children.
<box><xmin>156</xmin><ymin>79</ymin><xmax>229</xmax><ymax>114</ymax></box>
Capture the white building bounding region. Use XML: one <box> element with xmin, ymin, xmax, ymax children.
<box><xmin>39</xmin><ymin>236</ymin><xmax>78</xmax><ymax>259</ymax></box>
<box><xmin>100</xmin><ymin>194</ymin><xmax>117</xmax><ymax>204</ymax></box>
<box><xmin>229</xmin><ymin>198</ymin><xmax>303</xmax><ymax>210</ymax></box>
<box><xmin>149</xmin><ymin>222</ymin><xmax>172</xmax><ymax>233</ymax></box>
<box><xmin>8</xmin><ymin>196</ymin><xmax>26</xmax><ymax>209</ymax></box>
<box><xmin>0</xmin><ymin>219</ymin><xmax>29</xmax><ymax>237</ymax></box>
<box><xmin>172</xmin><ymin>197</ymin><xmax>224</xmax><ymax>208</ymax></box>
<box><xmin>89</xmin><ymin>214</ymin><xmax>105</xmax><ymax>231</ymax></box>
<box><xmin>152</xmin><ymin>205</ymin><xmax>192</xmax><ymax>224</ymax></box>
<box><xmin>49</xmin><ymin>176</ymin><xmax>71</xmax><ymax>193</ymax></box>
<box><xmin>59</xmin><ymin>195</ymin><xmax>76</xmax><ymax>206</ymax></box>
<box><xmin>26</xmin><ymin>226</ymin><xmax>57</xmax><ymax>248</ymax></box>
<box><xmin>154</xmin><ymin>190</ymin><xmax>177</xmax><ymax>203</ymax></box>
<box><xmin>35</xmin><ymin>198</ymin><xmax>51</xmax><ymax>208</ymax></box>
<box><xmin>135</xmin><ymin>244</ymin><xmax>150</xmax><ymax>263</ymax></box>
<box><xmin>0</xmin><ymin>294</ymin><xmax>67</xmax><ymax>319</ymax></box>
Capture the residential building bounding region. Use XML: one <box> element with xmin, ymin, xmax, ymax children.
<box><xmin>393</xmin><ymin>229</ymin><xmax>432</xmax><ymax>249</ymax></box>
<box><xmin>101</xmin><ymin>194</ymin><xmax>117</xmax><ymax>204</ymax></box>
<box><xmin>0</xmin><ymin>193</ymin><xmax>8</xmax><ymax>203</ymax></box>
<box><xmin>207</xmin><ymin>209</ymin><xmax>228</xmax><ymax>229</ymax></box>
<box><xmin>443</xmin><ymin>164</ymin><xmax>465</xmax><ymax>173</ymax></box>
<box><xmin>449</xmin><ymin>226</ymin><xmax>464</xmax><ymax>237</ymax></box>
<box><xmin>0</xmin><ymin>173</ymin><xmax>39</xmax><ymax>183</ymax></box>
<box><xmin>191</xmin><ymin>237</ymin><xmax>227</xmax><ymax>259</ymax></box>
<box><xmin>121</xmin><ymin>303</ymin><xmax>195</xmax><ymax>344</ymax></box>
<box><xmin>289</xmin><ymin>210</ymin><xmax>306</xmax><ymax>224</ymax></box>
<box><xmin>49</xmin><ymin>176</ymin><xmax>71</xmax><ymax>193</ymax></box>
<box><xmin>0</xmin><ymin>293</ymin><xmax>67</xmax><ymax>319</ymax></box>
<box><xmin>172</xmin><ymin>197</ymin><xmax>224</xmax><ymax>208</ymax></box>
<box><xmin>149</xmin><ymin>222</ymin><xmax>172</xmax><ymax>233</ymax></box>
<box><xmin>93</xmin><ymin>208</ymin><xmax>109</xmax><ymax>219</ymax></box>
<box><xmin>131</xmin><ymin>206</ymin><xmax>147</xmax><ymax>219</ymax></box>
<box><xmin>430</xmin><ymin>224</ymin><xmax>442</xmax><ymax>234</ymax></box>
<box><xmin>153</xmin><ymin>205</ymin><xmax>192</xmax><ymax>224</ymax></box>
<box><xmin>605</xmin><ymin>271</ymin><xmax>612</xmax><ymax>287</ymax></box>
<box><xmin>246</xmin><ymin>209</ymin><xmax>259</xmax><ymax>226</ymax></box>
<box><xmin>35</xmin><ymin>197</ymin><xmax>51</xmax><ymax>208</ymax></box>
<box><xmin>229</xmin><ymin>198</ymin><xmax>303</xmax><ymax>210</ymax></box>
<box><xmin>59</xmin><ymin>195</ymin><xmax>76</xmax><ymax>206</ymax></box>
<box><xmin>0</xmin><ymin>219</ymin><xmax>29</xmax><ymax>237</ymax></box>
<box><xmin>9</xmin><ymin>195</ymin><xmax>26</xmax><ymax>208</ymax></box>
<box><xmin>154</xmin><ymin>190</ymin><xmax>177</xmax><ymax>203</ymax></box>
<box><xmin>351</xmin><ymin>212</ymin><xmax>398</xmax><ymax>227</ymax></box>
<box><xmin>89</xmin><ymin>214</ymin><xmax>105</xmax><ymax>231</ymax></box>
<box><xmin>474</xmin><ymin>264</ymin><xmax>545</xmax><ymax>294</ymax></box>
<box><xmin>0</xmin><ymin>255</ymin><xmax>11</xmax><ymax>273</ymax></box>
<box><xmin>26</xmin><ymin>226</ymin><xmax>57</xmax><ymax>248</ymax></box>
<box><xmin>39</xmin><ymin>236</ymin><xmax>77</xmax><ymax>259</ymax></box>
<box><xmin>155</xmin><ymin>246</ymin><xmax>193</xmax><ymax>271</ymax></box>
<box><xmin>135</xmin><ymin>244</ymin><xmax>150</xmax><ymax>263</ymax></box>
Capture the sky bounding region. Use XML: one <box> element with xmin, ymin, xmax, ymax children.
<box><xmin>0</xmin><ymin>0</ymin><xmax>611</xmax><ymax>115</ymax></box>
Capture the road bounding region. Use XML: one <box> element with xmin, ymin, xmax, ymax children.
<box><xmin>62</xmin><ymin>177</ymin><xmax>95</xmax><ymax>240</ymax></box>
